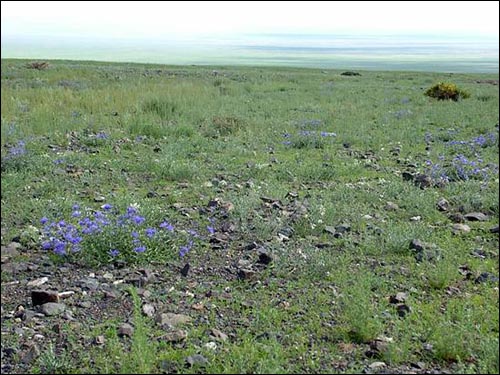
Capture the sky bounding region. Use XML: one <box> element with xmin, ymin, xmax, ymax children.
<box><xmin>1</xmin><ymin>1</ymin><xmax>499</xmax><ymax>39</ymax></box>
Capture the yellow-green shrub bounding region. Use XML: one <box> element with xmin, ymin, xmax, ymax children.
<box><xmin>425</xmin><ymin>82</ymin><xmax>470</xmax><ymax>101</ymax></box>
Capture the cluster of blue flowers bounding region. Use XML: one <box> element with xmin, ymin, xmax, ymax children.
<box><xmin>424</xmin><ymin>130</ymin><xmax>498</xmax><ymax>184</ymax></box>
<box><xmin>39</xmin><ymin>203</ymin><xmax>217</xmax><ymax>264</ymax></box>
<box><xmin>281</xmin><ymin>119</ymin><xmax>337</xmax><ymax>148</ymax></box>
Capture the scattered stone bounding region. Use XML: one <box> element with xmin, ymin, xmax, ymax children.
<box><xmin>368</xmin><ymin>361</ymin><xmax>387</xmax><ymax>370</ymax></box>
<box><xmin>414</xmin><ymin>174</ymin><xmax>432</xmax><ymax>189</ymax></box>
<box><xmin>474</xmin><ymin>272</ymin><xmax>499</xmax><ymax>284</ymax></box>
<box><xmin>396</xmin><ymin>303</ymin><xmax>411</xmax><ymax>318</ymax></box>
<box><xmin>58</xmin><ymin>291</ymin><xmax>75</xmax><ymax>299</ymax></box>
<box><xmin>180</xmin><ymin>263</ymin><xmax>190</xmax><ymax>277</ymax></box>
<box><xmin>210</xmin><ymin>328</ymin><xmax>228</xmax><ymax>342</ymax></box>
<box><xmin>93</xmin><ymin>196</ymin><xmax>106</xmax><ymax>202</ymax></box>
<box><xmin>409</xmin><ymin>239</ymin><xmax>441</xmax><ymax>262</ymax></box>
<box><xmin>257</xmin><ymin>249</ymin><xmax>274</xmax><ymax>265</ymax></box>
<box><xmin>324</xmin><ymin>226</ymin><xmax>336</xmax><ymax>235</ymax></box>
<box><xmin>452</xmin><ymin>223</ymin><xmax>471</xmax><ymax>234</ymax></box>
<box><xmin>155</xmin><ymin>313</ymin><xmax>192</xmax><ymax>327</ymax></box>
<box><xmin>436</xmin><ymin>198</ymin><xmax>450</xmax><ymax>211</ymax></box>
<box><xmin>39</xmin><ymin>302</ymin><xmax>66</xmax><ymax>316</ymax></box>
<box><xmin>118</xmin><ymin>323</ymin><xmax>134</xmax><ymax>338</ymax></box>
<box><xmin>21</xmin><ymin>344</ymin><xmax>40</xmax><ymax>364</ymax></box>
<box><xmin>389</xmin><ymin>292</ymin><xmax>407</xmax><ymax>304</ymax></box>
<box><xmin>410</xmin><ymin>216</ymin><xmax>421</xmax><ymax>221</ymax></box>
<box><xmin>142</xmin><ymin>304</ymin><xmax>155</xmax><ymax>318</ymax></box>
<box><xmin>464</xmin><ymin>212</ymin><xmax>489</xmax><ymax>222</ymax></box>
<box><xmin>366</xmin><ymin>339</ymin><xmax>389</xmax><ymax>358</ymax></box>
<box><xmin>237</xmin><ymin>268</ymin><xmax>257</xmax><ymax>281</ymax></box>
<box><xmin>185</xmin><ymin>354</ymin><xmax>208</xmax><ymax>367</ymax></box>
<box><xmin>490</xmin><ymin>225</ymin><xmax>499</xmax><ymax>234</ymax></box>
<box><xmin>159</xmin><ymin>329</ymin><xmax>187</xmax><ymax>343</ymax></box>
<box><xmin>94</xmin><ymin>335</ymin><xmax>106</xmax><ymax>345</ymax></box>
<box><xmin>384</xmin><ymin>202</ymin><xmax>399</xmax><ymax>211</ymax></box>
<box><xmin>77</xmin><ymin>301</ymin><xmax>91</xmax><ymax>308</ymax></box>
<box><xmin>448</xmin><ymin>213</ymin><xmax>465</xmax><ymax>223</ymax></box>
<box><xmin>204</xmin><ymin>342</ymin><xmax>217</xmax><ymax>351</ymax></box>
<box><xmin>362</xmin><ymin>214</ymin><xmax>373</xmax><ymax>220</ymax></box>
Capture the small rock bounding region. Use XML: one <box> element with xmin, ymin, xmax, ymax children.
<box><xmin>389</xmin><ymin>292</ymin><xmax>407</xmax><ymax>304</ymax></box>
<box><xmin>159</xmin><ymin>329</ymin><xmax>187</xmax><ymax>343</ymax></box>
<box><xmin>94</xmin><ymin>196</ymin><xmax>106</xmax><ymax>202</ymax></box>
<box><xmin>464</xmin><ymin>212</ymin><xmax>489</xmax><ymax>221</ymax></box>
<box><xmin>237</xmin><ymin>268</ymin><xmax>257</xmax><ymax>281</ymax></box>
<box><xmin>368</xmin><ymin>361</ymin><xmax>387</xmax><ymax>370</ymax></box>
<box><xmin>396</xmin><ymin>303</ymin><xmax>411</xmax><ymax>318</ymax></box>
<box><xmin>210</xmin><ymin>328</ymin><xmax>228</xmax><ymax>342</ymax></box>
<box><xmin>185</xmin><ymin>354</ymin><xmax>208</xmax><ymax>367</ymax></box>
<box><xmin>31</xmin><ymin>290</ymin><xmax>59</xmax><ymax>306</ymax></box>
<box><xmin>21</xmin><ymin>344</ymin><xmax>40</xmax><ymax>364</ymax></box>
<box><xmin>94</xmin><ymin>335</ymin><xmax>106</xmax><ymax>345</ymax></box>
<box><xmin>39</xmin><ymin>302</ymin><xmax>65</xmax><ymax>316</ymax></box>
<box><xmin>26</xmin><ymin>277</ymin><xmax>49</xmax><ymax>287</ymax></box>
<box><xmin>384</xmin><ymin>202</ymin><xmax>399</xmax><ymax>211</ymax></box>
<box><xmin>155</xmin><ymin>313</ymin><xmax>192</xmax><ymax>327</ymax></box>
<box><xmin>410</xmin><ymin>216</ymin><xmax>421</xmax><ymax>221</ymax></box>
<box><xmin>414</xmin><ymin>174</ymin><xmax>432</xmax><ymax>189</ymax></box>
<box><xmin>142</xmin><ymin>304</ymin><xmax>155</xmax><ymax>318</ymax></box>
<box><xmin>436</xmin><ymin>198</ymin><xmax>450</xmax><ymax>211</ymax></box>
<box><xmin>204</xmin><ymin>341</ymin><xmax>217</xmax><ymax>351</ymax></box>
<box><xmin>474</xmin><ymin>272</ymin><xmax>499</xmax><ymax>284</ymax></box>
<box><xmin>490</xmin><ymin>225</ymin><xmax>499</xmax><ymax>234</ymax></box>
<box><xmin>324</xmin><ymin>226</ymin><xmax>337</xmax><ymax>235</ymax></box>
<box><xmin>257</xmin><ymin>249</ymin><xmax>274</xmax><ymax>265</ymax></box>
<box><xmin>448</xmin><ymin>213</ymin><xmax>465</xmax><ymax>223</ymax></box>
<box><xmin>452</xmin><ymin>223</ymin><xmax>471</xmax><ymax>234</ymax></box>
<box><xmin>118</xmin><ymin>323</ymin><xmax>134</xmax><ymax>337</ymax></box>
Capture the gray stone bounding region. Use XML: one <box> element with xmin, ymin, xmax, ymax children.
<box><xmin>464</xmin><ymin>212</ymin><xmax>489</xmax><ymax>221</ymax></box>
<box><xmin>118</xmin><ymin>323</ymin><xmax>134</xmax><ymax>337</ymax></box>
<box><xmin>452</xmin><ymin>223</ymin><xmax>471</xmax><ymax>234</ymax></box>
<box><xmin>159</xmin><ymin>329</ymin><xmax>187</xmax><ymax>343</ymax></box>
<box><xmin>436</xmin><ymin>198</ymin><xmax>449</xmax><ymax>211</ymax></box>
<box><xmin>186</xmin><ymin>354</ymin><xmax>208</xmax><ymax>367</ymax></box>
<box><xmin>39</xmin><ymin>302</ymin><xmax>65</xmax><ymax>316</ymax></box>
<box><xmin>155</xmin><ymin>313</ymin><xmax>192</xmax><ymax>327</ymax></box>
<box><xmin>384</xmin><ymin>202</ymin><xmax>399</xmax><ymax>211</ymax></box>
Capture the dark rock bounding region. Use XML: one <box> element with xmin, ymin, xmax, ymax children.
<box><xmin>414</xmin><ymin>174</ymin><xmax>432</xmax><ymax>189</ymax></box>
<box><xmin>237</xmin><ymin>268</ymin><xmax>257</xmax><ymax>281</ymax></box>
<box><xmin>257</xmin><ymin>249</ymin><xmax>274</xmax><ymax>265</ymax></box>
<box><xmin>341</xmin><ymin>71</ymin><xmax>361</xmax><ymax>76</ymax></box>
<box><xmin>436</xmin><ymin>198</ymin><xmax>449</xmax><ymax>212</ymax></box>
<box><xmin>474</xmin><ymin>272</ymin><xmax>499</xmax><ymax>284</ymax></box>
<box><xmin>31</xmin><ymin>290</ymin><xmax>59</xmax><ymax>306</ymax></box>
<box><xmin>402</xmin><ymin>171</ymin><xmax>414</xmax><ymax>181</ymax></box>
<box><xmin>464</xmin><ymin>212</ymin><xmax>489</xmax><ymax>221</ymax></box>
<box><xmin>389</xmin><ymin>292</ymin><xmax>408</xmax><ymax>304</ymax></box>
<box><xmin>396</xmin><ymin>303</ymin><xmax>411</xmax><ymax>317</ymax></box>
<box><xmin>490</xmin><ymin>225</ymin><xmax>499</xmax><ymax>234</ymax></box>
<box><xmin>409</xmin><ymin>239</ymin><xmax>441</xmax><ymax>262</ymax></box>
<box><xmin>448</xmin><ymin>213</ymin><xmax>465</xmax><ymax>223</ymax></box>
<box><xmin>180</xmin><ymin>263</ymin><xmax>190</xmax><ymax>277</ymax></box>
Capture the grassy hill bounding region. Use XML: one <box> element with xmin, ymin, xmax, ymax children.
<box><xmin>1</xmin><ymin>59</ymin><xmax>498</xmax><ymax>374</ymax></box>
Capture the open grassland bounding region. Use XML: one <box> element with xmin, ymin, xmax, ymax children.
<box><xmin>1</xmin><ymin>59</ymin><xmax>498</xmax><ymax>374</ymax></box>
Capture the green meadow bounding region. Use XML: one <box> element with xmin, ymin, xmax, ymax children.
<box><xmin>1</xmin><ymin>58</ymin><xmax>498</xmax><ymax>374</ymax></box>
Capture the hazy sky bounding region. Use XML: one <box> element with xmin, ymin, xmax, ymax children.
<box><xmin>2</xmin><ymin>1</ymin><xmax>499</xmax><ymax>39</ymax></box>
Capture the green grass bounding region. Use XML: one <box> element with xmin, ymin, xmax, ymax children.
<box><xmin>1</xmin><ymin>58</ymin><xmax>498</xmax><ymax>374</ymax></box>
